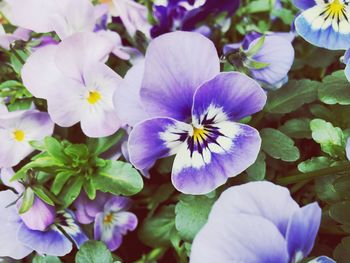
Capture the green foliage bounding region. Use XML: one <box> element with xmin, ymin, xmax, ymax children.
<box><xmin>319</xmin><ymin>71</ymin><xmax>350</xmax><ymax>105</ymax></box>
<box><xmin>32</xmin><ymin>255</ymin><xmax>62</xmax><ymax>263</ymax></box>
<box><xmin>175</xmin><ymin>195</ymin><xmax>216</xmax><ymax>241</ymax></box>
<box><xmin>19</xmin><ymin>187</ymin><xmax>35</xmax><ymax>214</ymax></box>
<box><xmin>246</xmin><ymin>151</ymin><xmax>266</xmax><ymax>181</ymax></box>
<box><xmin>75</xmin><ymin>241</ymin><xmax>113</xmax><ymax>263</ymax></box>
<box><xmin>260</xmin><ymin>128</ymin><xmax>300</xmax><ymax>162</ymax></box>
<box><xmin>280</xmin><ymin>118</ymin><xmax>311</xmax><ymax>139</ymax></box>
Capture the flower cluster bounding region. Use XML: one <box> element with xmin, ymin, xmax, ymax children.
<box><xmin>0</xmin><ymin>0</ymin><xmax>348</xmax><ymax>261</ymax></box>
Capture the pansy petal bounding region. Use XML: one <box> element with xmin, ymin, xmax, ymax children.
<box><xmin>192</xmin><ymin>72</ymin><xmax>266</xmax><ymax>123</ymax></box>
<box><xmin>0</xmin><ymin>190</ymin><xmax>33</xmax><ymax>260</ymax></box>
<box><xmin>22</xmin><ymin>44</ymin><xmax>63</xmax><ymax>99</ymax></box>
<box><xmin>114</xmin><ymin>61</ymin><xmax>149</xmax><ymax>126</ymax></box>
<box><xmin>286</xmin><ymin>202</ymin><xmax>322</xmax><ymax>261</ymax></box>
<box><xmin>54</xmin><ymin>32</ymin><xmax>114</xmax><ymax>81</ymax></box>
<box><xmin>209</xmin><ymin>181</ymin><xmax>300</xmax><ymax>236</ymax></box>
<box><xmin>295</xmin><ymin>5</ymin><xmax>350</xmax><ymax>50</ymax></box>
<box><xmin>19</xmin><ymin>110</ymin><xmax>54</xmax><ymax>141</ymax></box>
<box><xmin>292</xmin><ymin>0</ymin><xmax>316</xmax><ymax>10</ymax></box>
<box><xmin>104</xmin><ymin>197</ymin><xmax>131</xmax><ymax>213</ymax></box>
<box><xmin>0</xmin><ymin>168</ymin><xmax>24</xmax><ymax>193</ymax></box>
<box><xmin>172</xmin><ymin>123</ymin><xmax>261</xmax><ymax>194</ymax></box>
<box><xmin>140</xmin><ymin>31</ymin><xmax>220</xmax><ymax>121</ymax></box>
<box><xmin>115</xmin><ymin>211</ymin><xmax>138</xmax><ymax>234</ymax></box>
<box><xmin>129</xmin><ymin>117</ymin><xmax>191</xmax><ymax>170</ymax></box>
<box><xmin>18</xmin><ymin>223</ymin><xmax>73</xmax><ymax>257</ymax></box>
<box><xmin>94</xmin><ymin>212</ymin><xmax>122</xmax><ymax>251</ymax></box>
<box><xmin>190</xmin><ymin>214</ymin><xmax>289</xmax><ymax>263</ymax></box>
<box><xmin>308</xmin><ymin>256</ymin><xmax>336</xmax><ymax>263</ymax></box>
<box><xmin>346</xmin><ymin>138</ymin><xmax>350</xmax><ymax>160</ymax></box>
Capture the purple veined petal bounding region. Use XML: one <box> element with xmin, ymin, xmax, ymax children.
<box><xmin>190</xmin><ymin>213</ymin><xmax>289</xmax><ymax>263</ymax></box>
<box><xmin>292</xmin><ymin>0</ymin><xmax>316</xmax><ymax>10</ymax></box>
<box><xmin>114</xmin><ymin>60</ymin><xmax>149</xmax><ymax>126</ymax></box>
<box><xmin>21</xmin><ymin>44</ymin><xmax>64</xmax><ymax>99</ymax></box>
<box><xmin>129</xmin><ymin>117</ymin><xmax>191</xmax><ymax>170</ymax></box>
<box><xmin>192</xmin><ymin>72</ymin><xmax>266</xmax><ymax>123</ymax></box>
<box><xmin>172</xmin><ymin>123</ymin><xmax>261</xmax><ymax>194</ymax></box>
<box><xmin>0</xmin><ymin>168</ymin><xmax>24</xmax><ymax>193</ymax></box>
<box><xmin>93</xmin><ymin>3</ymin><xmax>109</xmax><ymax>21</ymax></box>
<box><xmin>346</xmin><ymin>138</ymin><xmax>350</xmax><ymax>160</ymax></box>
<box><xmin>54</xmin><ymin>32</ymin><xmax>114</xmax><ymax>81</ymax></box>
<box><xmin>104</xmin><ymin>196</ymin><xmax>132</xmax><ymax>213</ymax></box>
<box><xmin>94</xmin><ymin>212</ymin><xmax>122</xmax><ymax>251</ymax></box>
<box><xmin>286</xmin><ymin>202</ymin><xmax>322</xmax><ymax>261</ymax></box>
<box><xmin>209</xmin><ymin>181</ymin><xmax>300</xmax><ymax>236</ymax></box>
<box><xmin>295</xmin><ymin>5</ymin><xmax>350</xmax><ymax>50</ymax></box>
<box><xmin>140</xmin><ymin>31</ymin><xmax>220</xmax><ymax>121</ymax></box>
<box><xmin>18</xmin><ymin>223</ymin><xmax>73</xmax><ymax>257</ymax></box>
<box><xmin>248</xmin><ymin>35</ymin><xmax>295</xmax><ymax>86</ymax></box>
<box><xmin>19</xmin><ymin>196</ymin><xmax>56</xmax><ymax>231</ymax></box>
<box><xmin>114</xmin><ymin>211</ymin><xmax>138</xmax><ymax>234</ymax></box>
<box><xmin>80</xmin><ymin>62</ymin><xmax>123</xmax><ymax>137</ymax></box>
<box><xmin>0</xmin><ymin>190</ymin><xmax>33</xmax><ymax>260</ymax></box>
<box><xmin>57</xmin><ymin>211</ymin><xmax>89</xmax><ymax>248</ymax></box>
<box><xmin>308</xmin><ymin>256</ymin><xmax>336</xmax><ymax>263</ymax></box>
<box><xmin>49</xmin><ymin>0</ymin><xmax>95</xmax><ymax>40</ymax></box>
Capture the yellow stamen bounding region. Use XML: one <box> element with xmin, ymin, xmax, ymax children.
<box><xmin>87</xmin><ymin>91</ymin><xmax>101</xmax><ymax>105</ymax></box>
<box><xmin>13</xmin><ymin>129</ymin><xmax>25</xmax><ymax>142</ymax></box>
<box><xmin>103</xmin><ymin>213</ymin><xmax>114</xmax><ymax>224</ymax></box>
<box><xmin>326</xmin><ymin>0</ymin><xmax>345</xmax><ymax>18</ymax></box>
<box><xmin>193</xmin><ymin>127</ymin><xmax>209</xmax><ymax>143</ymax></box>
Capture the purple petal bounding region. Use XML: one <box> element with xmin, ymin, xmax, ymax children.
<box><xmin>286</xmin><ymin>202</ymin><xmax>322</xmax><ymax>261</ymax></box>
<box><xmin>19</xmin><ymin>196</ymin><xmax>56</xmax><ymax>231</ymax></box>
<box><xmin>309</xmin><ymin>256</ymin><xmax>336</xmax><ymax>263</ymax></box>
<box><xmin>18</xmin><ymin>223</ymin><xmax>73</xmax><ymax>257</ymax></box>
<box><xmin>114</xmin><ymin>61</ymin><xmax>149</xmax><ymax>126</ymax></box>
<box><xmin>0</xmin><ymin>168</ymin><xmax>25</xmax><ymax>193</ymax></box>
<box><xmin>104</xmin><ymin>196</ymin><xmax>132</xmax><ymax>213</ymax></box>
<box><xmin>129</xmin><ymin>117</ymin><xmax>191</xmax><ymax>170</ymax></box>
<box><xmin>0</xmin><ymin>190</ymin><xmax>33</xmax><ymax>259</ymax></box>
<box><xmin>172</xmin><ymin>123</ymin><xmax>261</xmax><ymax>194</ymax></box>
<box><xmin>209</xmin><ymin>181</ymin><xmax>300</xmax><ymax>236</ymax></box>
<box><xmin>192</xmin><ymin>72</ymin><xmax>266</xmax><ymax>122</ymax></box>
<box><xmin>249</xmin><ymin>35</ymin><xmax>295</xmax><ymax>85</ymax></box>
<box><xmin>190</xmin><ymin>214</ymin><xmax>289</xmax><ymax>263</ymax></box>
<box><xmin>347</xmin><ymin>138</ymin><xmax>350</xmax><ymax>161</ymax></box>
<box><xmin>140</xmin><ymin>31</ymin><xmax>220</xmax><ymax>121</ymax></box>
<box><xmin>292</xmin><ymin>0</ymin><xmax>316</xmax><ymax>10</ymax></box>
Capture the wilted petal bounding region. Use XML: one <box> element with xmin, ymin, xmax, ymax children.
<box><xmin>141</xmin><ymin>31</ymin><xmax>220</xmax><ymax>121</ymax></box>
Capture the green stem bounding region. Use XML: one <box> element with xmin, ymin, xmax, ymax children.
<box><xmin>10</xmin><ymin>45</ymin><xmax>25</xmax><ymax>65</ymax></box>
<box><xmin>277</xmin><ymin>163</ymin><xmax>350</xmax><ymax>185</ymax></box>
<box><xmin>134</xmin><ymin>247</ymin><xmax>168</xmax><ymax>263</ymax></box>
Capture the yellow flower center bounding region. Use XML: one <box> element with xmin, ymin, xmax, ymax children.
<box><xmin>192</xmin><ymin>126</ymin><xmax>209</xmax><ymax>143</ymax></box>
<box><xmin>326</xmin><ymin>0</ymin><xmax>345</xmax><ymax>17</ymax></box>
<box><xmin>13</xmin><ymin>129</ymin><xmax>25</xmax><ymax>142</ymax></box>
<box><xmin>87</xmin><ymin>91</ymin><xmax>101</xmax><ymax>105</ymax></box>
<box><xmin>103</xmin><ymin>213</ymin><xmax>114</xmax><ymax>224</ymax></box>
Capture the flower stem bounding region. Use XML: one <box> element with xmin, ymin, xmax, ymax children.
<box><xmin>276</xmin><ymin>162</ymin><xmax>350</xmax><ymax>185</ymax></box>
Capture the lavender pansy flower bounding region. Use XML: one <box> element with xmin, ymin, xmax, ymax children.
<box><xmin>94</xmin><ymin>196</ymin><xmax>137</xmax><ymax>251</ymax></box>
<box><xmin>74</xmin><ymin>192</ymin><xmax>137</xmax><ymax>251</ymax></box>
<box><xmin>0</xmin><ymin>190</ymin><xmax>88</xmax><ymax>259</ymax></box>
<box><xmin>190</xmin><ymin>181</ymin><xmax>332</xmax><ymax>263</ymax></box>
<box><xmin>0</xmin><ymin>109</ymin><xmax>54</xmax><ymax>168</ymax></box>
<box><xmin>121</xmin><ymin>31</ymin><xmax>266</xmax><ymax>194</ymax></box>
<box><xmin>293</xmin><ymin>0</ymin><xmax>350</xmax><ymax>50</ymax></box>
<box><xmin>22</xmin><ymin>32</ymin><xmax>123</xmax><ymax>138</ymax></box>
<box><xmin>224</xmin><ymin>32</ymin><xmax>295</xmax><ymax>89</ymax></box>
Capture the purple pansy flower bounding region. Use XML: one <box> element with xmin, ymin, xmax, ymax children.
<box><xmin>0</xmin><ymin>109</ymin><xmax>54</xmax><ymax>168</ymax></box>
<box><xmin>224</xmin><ymin>32</ymin><xmax>295</xmax><ymax>89</ymax></box>
<box><xmin>190</xmin><ymin>181</ymin><xmax>334</xmax><ymax>263</ymax></box>
<box><xmin>22</xmin><ymin>32</ymin><xmax>123</xmax><ymax>138</ymax></box>
<box><xmin>74</xmin><ymin>192</ymin><xmax>137</xmax><ymax>251</ymax></box>
<box><xmin>293</xmin><ymin>0</ymin><xmax>350</xmax><ymax>50</ymax></box>
<box><xmin>0</xmin><ymin>190</ymin><xmax>88</xmax><ymax>259</ymax></box>
<box><xmin>118</xmin><ymin>31</ymin><xmax>266</xmax><ymax>194</ymax></box>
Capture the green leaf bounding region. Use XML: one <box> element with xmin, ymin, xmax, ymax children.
<box><xmin>10</xmin><ymin>50</ymin><xmax>28</xmax><ymax>74</ymax></box>
<box><xmin>139</xmin><ymin>205</ymin><xmax>176</xmax><ymax>247</ymax></box>
<box><xmin>279</xmin><ymin>118</ymin><xmax>311</xmax><ymax>139</ymax></box>
<box><xmin>64</xmin><ymin>144</ymin><xmax>89</xmax><ymax>160</ymax></box>
<box><xmin>93</xmin><ymin>160</ymin><xmax>143</xmax><ymax>196</ymax></box>
<box><xmin>245</xmin><ymin>35</ymin><xmax>265</xmax><ymax>57</ymax></box>
<box><xmin>51</xmin><ymin>171</ymin><xmax>75</xmax><ymax>195</ymax></box>
<box><xmin>333</xmin><ymin>175</ymin><xmax>350</xmax><ymax>199</ymax></box>
<box><xmin>87</xmin><ymin>129</ymin><xmax>126</xmax><ymax>155</ymax></box>
<box><xmin>84</xmin><ymin>179</ymin><xmax>96</xmax><ymax>200</ymax></box>
<box><xmin>298</xmin><ymin>157</ymin><xmax>333</xmax><ymax>173</ymax></box>
<box><xmin>246</xmin><ymin>151</ymin><xmax>266</xmax><ymax>181</ymax></box>
<box><xmin>260</xmin><ymin>128</ymin><xmax>300</xmax><ymax>162</ymax></box>
<box><xmin>319</xmin><ymin>70</ymin><xmax>350</xmax><ymax>105</ymax></box>
<box><xmin>265</xmin><ymin>79</ymin><xmax>318</xmax><ymax>114</ymax></box>
<box><xmin>334</xmin><ymin>237</ymin><xmax>350</xmax><ymax>263</ymax></box>
<box><xmin>32</xmin><ymin>186</ymin><xmax>55</xmax><ymax>206</ymax></box>
<box><xmin>75</xmin><ymin>241</ymin><xmax>113</xmax><ymax>263</ymax></box>
<box><xmin>19</xmin><ymin>187</ymin><xmax>35</xmax><ymax>214</ymax></box>
<box><xmin>58</xmin><ymin>177</ymin><xmax>84</xmax><ymax>207</ymax></box>
<box><xmin>315</xmin><ymin>175</ymin><xmax>342</xmax><ymax>203</ymax></box>
<box><xmin>0</xmin><ymin>80</ymin><xmax>23</xmax><ymax>90</ymax></box>
<box><xmin>32</xmin><ymin>254</ymin><xmax>62</xmax><ymax>263</ymax></box>
<box><xmin>329</xmin><ymin>201</ymin><xmax>350</xmax><ymax>226</ymax></box>
<box><xmin>175</xmin><ymin>195</ymin><xmax>215</xmax><ymax>241</ymax></box>
<box><xmin>45</xmin><ymin>137</ymin><xmax>70</xmax><ymax>163</ymax></box>
<box><xmin>310</xmin><ymin>119</ymin><xmax>345</xmax><ymax>158</ymax></box>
